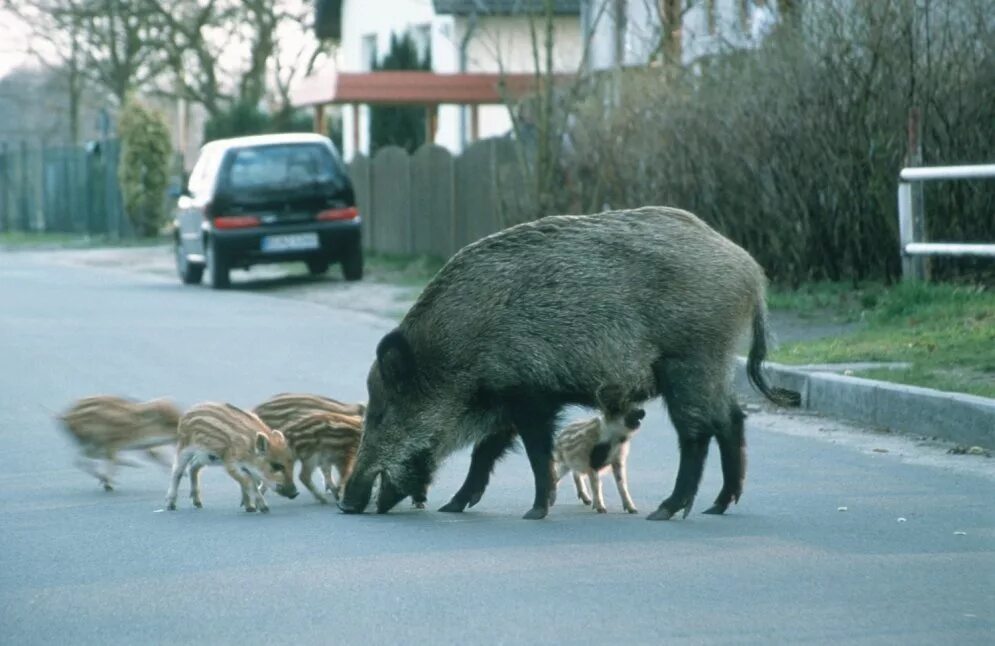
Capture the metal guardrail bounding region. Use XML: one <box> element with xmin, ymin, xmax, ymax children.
<box><xmin>897</xmin><ymin>164</ymin><xmax>995</xmax><ymax>279</ymax></box>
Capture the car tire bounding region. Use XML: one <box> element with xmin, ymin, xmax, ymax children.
<box><xmin>341</xmin><ymin>240</ymin><xmax>363</xmax><ymax>282</ymax></box>
<box><xmin>175</xmin><ymin>241</ymin><xmax>204</xmax><ymax>285</ymax></box>
<box><xmin>205</xmin><ymin>237</ymin><xmax>231</xmax><ymax>289</ymax></box>
<box><xmin>306</xmin><ymin>258</ymin><xmax>329</xmax><ymax>276</ymax></box>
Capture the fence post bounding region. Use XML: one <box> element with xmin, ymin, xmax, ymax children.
<box><xmin>0</xmin><ymin>142</ymin><xmax>7</xmax><ymax>233</ymax></box>
<box><xmin>897</xmin><ymin>181</ymin><xmax>923</xmax><ymax>281</ymax></box>
<box><xmin>904</xmin><ymin>108</ymin><xmax>928</xmax><ymax>281</ymax></box>
<box><xmin>19</xmin><ymin>141</ymin><xmax>31</xmax><ymax>231</ymax></box>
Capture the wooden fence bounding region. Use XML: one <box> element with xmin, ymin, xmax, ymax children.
<box><xmin>349</xmin><ymin>137</ymin><xmax>535</xmax><ymax>260</ymax></box>
<box><xmin>0</xmin><ymin>139</ymin><xmax>132</xmax><ymax>237</ymax></box>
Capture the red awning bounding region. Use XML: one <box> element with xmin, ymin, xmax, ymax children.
<box><xmin>291</xmin><ymin>70</ymin><xmax>572</xmax><ymax>107</ymax></box>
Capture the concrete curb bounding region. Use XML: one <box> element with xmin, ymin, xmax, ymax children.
<box><xmin>734</xmin><ymin>358</ymin><xmax>995</xmax><ymax>449</ymax></box>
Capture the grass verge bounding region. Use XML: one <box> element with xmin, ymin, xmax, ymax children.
<box><xmin>0</xmin><ymin>231</ymin><xmax>168</xmax><ymax>250</ymax></box>
<box><xmin>363</xmin><ymin>252</ymin><xmax>445</xmax><ymax>289</ymax></box>
<box><xmin>770</xmin><ymin>281</ymin><xmax>995</xmax><ymax>398</ymax></box>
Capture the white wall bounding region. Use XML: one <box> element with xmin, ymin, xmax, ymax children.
<box><xmin>340</xmin><ymin>0</ymin><xmax>438</xmax><ymax>159</ymax></box>
<box><xmin>583</xmin><ymin>0</ymin><xmax>772</xmax><ymax>71</ymax></box>
<box><xmin>338</xmin><ymin>2</ymin><xmax>584</xmax><ymax>158</ymax></box>
<box><xmin>454</xmin><ymin>15</ymin><xmax>583</xmax><ymax>143</ymax></box>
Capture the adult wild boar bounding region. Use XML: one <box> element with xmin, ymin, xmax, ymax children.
<box><xmin>338</xmin><ymin>206</ymin><xmax>799</xmax><ymax>520</ymax></box>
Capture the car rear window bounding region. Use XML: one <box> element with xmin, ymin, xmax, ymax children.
<box><xmin>225</xmin><ymin>144</ymin><xmax>345</xmax><ymax>191</ymax></box>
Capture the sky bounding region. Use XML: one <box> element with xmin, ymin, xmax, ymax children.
<box><xmin>0</xmin><ymin>9</ymin><xmax>34</xmax><ymax>78</ymax></box>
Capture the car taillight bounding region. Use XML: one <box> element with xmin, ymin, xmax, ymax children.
<box><xmin>316</xmin><ymin>207</ymin><xmax>359</xmax><ymax>221</ymax></box>
<box><xmin>214</xmin><ymin>215</ymin><xmax>261</xmax><ymax>229</ymax></box>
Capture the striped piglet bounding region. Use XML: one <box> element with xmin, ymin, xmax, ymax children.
<box><xmin>553</xmin><ymin>386</ymin><xmax>645</xmax><ymax>514</ymax></box>
<box><xmin>165</xmin><ymin>402</ymin><xmax>299</xmax><ymax>513</ymax></box>
<box><xmin>253</xmin><ymin>393</ymin><xmax>365</xmax><ymax>496</ymax></box>
<box><xmin>279</xmin><ymin>411</ymin><xmax>362</xmax><ymax>503</ymax></box>
<box><xmin>57</xmin><ymin>395</ymin><xmax>182</xmax><ymax>491</ymax></box>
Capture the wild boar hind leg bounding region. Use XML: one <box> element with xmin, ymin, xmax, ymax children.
<box><xmin>510</xmin><ymin>402</ymin><xmax>559</xmax><ymax>520</ymax></box>
<box><xmin>648</xmin><ymin>357</ymin><xmax>729</xmax><ymax>521</ymax></box>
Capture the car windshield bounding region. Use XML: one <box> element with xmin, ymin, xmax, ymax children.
<box><xmin>225</xmin><ymin>144</ymin><xmax>344</xmax><ymax>192</ymax></box>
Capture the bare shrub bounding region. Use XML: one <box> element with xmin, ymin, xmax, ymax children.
<box><xmin>559</xmin><ymin>0</ymin><xmax>995</xmax><ymax>284</ymax></box>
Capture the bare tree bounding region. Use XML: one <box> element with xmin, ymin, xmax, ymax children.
<box><xmin>9</xmin><ymin>0</ymin><xmax>169</xmax><ymax>109</ymax></box>
<box><xmin>146</xmin><ymin>0</ymin><xmax>326</xmax><ymax>118</ymax></box>
<box><xmin>4</xmin><ymin>0</ymin><xmax>89</xmax><ymax>142</ymax></box>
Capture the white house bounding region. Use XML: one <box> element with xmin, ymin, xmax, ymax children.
<box><xmin>580</xmin><ymin>0</ymin><xmax>781</xmax><ymax>71</ymax></box>
<box><xmin>333</xmin><ymin>0</ymin><xmax>584</xmax><ymax>160</ymax></box>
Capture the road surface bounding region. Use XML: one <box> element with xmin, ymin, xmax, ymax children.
<box><xmin>1</xmin><ymin>250</ymin><xmax>992</xmax><ymax>645</ymax></box>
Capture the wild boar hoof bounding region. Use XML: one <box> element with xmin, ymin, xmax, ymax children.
<box><xmin>193</xmin><ymin>500</ymin><xmax>203</xmax><ymax>509</ymax></box>
<box><xmin>702</xmin><ymin>503</ymin><xmax>728</xmax><ymax>515</ymax></box>
<box><xmin>438</xmin><ymin>499</ymin><xmax>467</xmax><ymax>513</ymax></box>
<box><xmin>102</xmin><ymin>483</ymin><xmax>114</xmax><ymax>492</ymax></box>
<box><xmin>626</xmin><ymin>506</ymin><xmax>639</xmax><ymax>514</ymax></box>
<box><xmin>466</xmin><ymin>490</ymin><xmax>484</xmax><ymax>508</ymax></box>
<box><xmin>413</xmin><ymin>501</ymin><xmax>426</xmax><ymax>509</ymax></box>
<box><xmin>258</xmin><ymin>506</ymin><xmax>270</xmax><ymax>514</ymax></box>
<box><xmin>245</xmin><ymin>506</ymin><xmax>257</xmax><ymax>513</ymax></box>
<box><xmin>595</xmin><ymin>506</ymin><xmax>607</xmax><ymax>514</ymax></box>
<box><xmin>522</xmin><ymin>506</ymin><xmax>548</xmax><ymax>520</ymax></box>
<box><xmin>646</xmin><ymin>507</ymin><xmax>674</xmax><ymax>520</ymax></box>
<box><xmin>166</xmin><ymin>502</ymin><xmax>177</xmax><ymax>511</ymax></box>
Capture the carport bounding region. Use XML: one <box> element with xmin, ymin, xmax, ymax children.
<box><xmin>289</xmin><ymin>69</ymin><xmax>565</xmax><ymax>155</ymax></box>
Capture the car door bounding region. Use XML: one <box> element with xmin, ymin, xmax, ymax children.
<box><xmin>176</xmin><ymin>144</ymin><xmax>223</xmax><ymax>260</ymax></box>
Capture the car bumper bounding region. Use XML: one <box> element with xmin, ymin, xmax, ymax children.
<box><xmin>211</xmin><ymin>219</ymin><xmax>361</xmax><ymax>266</ymax></box>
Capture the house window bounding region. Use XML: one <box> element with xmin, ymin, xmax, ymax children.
<box><xmin>361</xmin><ymin>34</ymin><xmax>377</xmax><ymax>70</ymax></box>
<box><xmin>412</xmin><ymin>24</ymin><xmax>432</xmax><ymax>66</ymax></box>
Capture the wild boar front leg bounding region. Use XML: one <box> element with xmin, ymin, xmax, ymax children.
<box><xmin>587</xmin><ymin>470</ymin><xmax>607</xmax><ymax>513</ymax></box>
<box><xmin>612</xmin><ymin>457</ymin><xmax>638</xmax><ymax>514</ymax></box>
<box><xmin>439</xmin><ymin>427</ymin><xmax>515</xmax><ymax>513</ymax></box>
<box><xmin>189</xmin><ymin>462</ymin><xmax>204</xmax><ymax>508</ymax></box>
<box><xmin>513</xmin><ymin>405</ymin><xmax>558</xmax><ymax>520</ymax></box>
<box><xmin>74</xmin><ymin>454</ymin><xmax>105</xmax><ymax>488</ymax></box>
<box><xmin>225</xmin><ymin>463</ymin><xmax>266</xmax><ymax>513</ymax></box>
<box><xmin>165</xmin><ymin>448</ymin><xmax>195</xmax><ymax>510</ymax></box>
<box><xmin>572</xmin><ymin>472</ymin><xmax>592</xmax><ymax>506</ymax></box>
<box><xmin>299</xmin><ymin>457</ymin><xmax>330</xmax><ymax>504</ymax></box>
<box><xmin>321</xmin><ymin>462</ymin><xmax>337</xmax><ymax>495</ymax></box>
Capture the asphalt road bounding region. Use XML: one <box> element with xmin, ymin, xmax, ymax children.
<box><xmin>1</xmin><ymin>251</ymin><xmax>992</xmax><ymax>645</ymax></box>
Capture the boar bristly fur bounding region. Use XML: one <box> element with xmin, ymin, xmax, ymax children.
<box><xmin>339</xmin><ymin>206</ymin><xmax>799</xmax><ymax>520</ymax></box>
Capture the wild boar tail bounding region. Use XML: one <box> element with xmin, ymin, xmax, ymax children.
<box><xmin>747</xmin><ymin>304</ymin><xmax>801</xmax><ymax>408</ymax></box>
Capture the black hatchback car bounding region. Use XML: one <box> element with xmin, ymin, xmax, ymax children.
<box><xmin>172</xmin><ymin>133</ymin><xmax>362</xmax><ymax>289</ymax></box>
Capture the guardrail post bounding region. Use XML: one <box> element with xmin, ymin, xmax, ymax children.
<box><xmin>897</xmin><ymin>181</ymin><xmax>923</xmax><ymax>281</ymax></box>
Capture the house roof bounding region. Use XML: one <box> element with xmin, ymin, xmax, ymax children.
<box><xmin>433</xmin><ymin>0</ymin><xmax>581</xmax><ymax>15</ymax></box>
<box><xmin>291</xmin><ymin>70</ymin><xmax>573</xmax><ymax>107</ymax></box>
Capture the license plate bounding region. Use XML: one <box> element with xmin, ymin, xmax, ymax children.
<box><xmin>261</xmin><ymin>233</ymin><xmax>319</xmax><ymax>252</ymax></box>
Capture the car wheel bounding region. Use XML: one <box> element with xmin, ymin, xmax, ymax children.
<box><xmin>175</xmin><ymin>240</ymin><xmax>204</xmax><ymax>285</ymax></box>
<box><xmin>341</xmin><ymin>240</ymin><xmax>363</xmax><ymax>282</ymax></box>
<box><xmin>306</xmin><ymin>258</ymin><xmax>329</xmax><ymax>276</ymax></box>
<box><xmin>205</xmin><ymin>237</ymin><xmax>231</xmax><ymax>289</ymax></box>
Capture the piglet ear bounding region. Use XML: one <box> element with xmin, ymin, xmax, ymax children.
<box><xmin>355</xmin><ymin>402</ymin><xmax>367</xmax><ymax>417</ymax></box>
<box><xmin>376</xmin><ymin>329</ymin><xmax>416</xmax><ymax>390</ymax></box>
<box><xmin>255</xmin><ymin>432</ymin><xmax>270</xmax><ymax>455</ymax></box>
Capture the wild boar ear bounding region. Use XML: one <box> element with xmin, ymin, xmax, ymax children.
<box><xmin>255</xmin><ymin>432</ymin><xmax>270</xmax><ymax>455</ymax></box>
<box><xmin>376</xmin><ymin>329</ymin><xmax>416</xmax><ymax>389</ymax></box>
<box><xmin>595</xmin><ymin>384</ymin><xmax>626</xmax><ymax>417</ymax></box>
